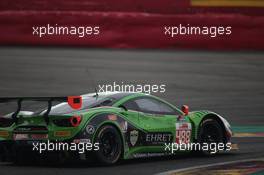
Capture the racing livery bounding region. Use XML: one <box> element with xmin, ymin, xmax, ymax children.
<box><xmin>0</xmin><ymin>92</ymin><xmax>233</xmax><ymax>164</ymax></box>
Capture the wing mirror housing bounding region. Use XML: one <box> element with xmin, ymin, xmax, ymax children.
<box><xmin>181</xmin><ymin>105</ymin><xmax>189</xmax><ymax>115</ymax></box>
<box><xmin>119</xmin><ymin>105</ymin><xmax>128</xmax><ymax>111</ymax></box>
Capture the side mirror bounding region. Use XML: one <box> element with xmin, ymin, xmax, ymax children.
<box><xmin>119</xmin><ymin>105</ymin><xmax>128</xmax><ymax>111</ymax></box>
<box><xmin>181</xmin><ymin>105</ymin><xmax>189</xmax><ymax>115</ymax></box>
<box><xmin>119</xmin><ymin>105</ymin><xmax>128</xmax><ymax>116</ymax></box>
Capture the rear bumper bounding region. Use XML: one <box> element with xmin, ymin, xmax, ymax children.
<box><xmin>0</xmin><ymin>141</ymin><xmax>15</xmax><ymax>162</ymax></box>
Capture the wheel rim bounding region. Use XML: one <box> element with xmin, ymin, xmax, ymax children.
<box><xmin>200</xmin><ymin>124</ymin><xmax>222</xmax><ymax>154</ymax></box>
<box><xmin>201</xmin><ymin>124</ymin><xmax>222</xmax><ymax>143</ymax></box>
<box><xmin>99</xmin><ymin>131</ymin><xmax>119</xmax><ymax>159</ymax></box>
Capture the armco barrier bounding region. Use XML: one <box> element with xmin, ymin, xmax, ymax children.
<box><xmin>0</xmin><ymin>0</ymin><xmax>264</xmax><ymax>50</ymax></box>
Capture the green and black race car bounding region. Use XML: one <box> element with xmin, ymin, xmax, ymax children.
<box><xmin>0</xmin><ymin>92</ymin><xmax>233</xmax><ymax>164</ymax></box>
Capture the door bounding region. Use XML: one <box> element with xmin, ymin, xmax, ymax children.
<box><xmin>131</xmin><ymin>97</ymin><xmax>178</xmax><ymax>147</ymax></box>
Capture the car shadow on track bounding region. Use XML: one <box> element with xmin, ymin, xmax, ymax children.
<box><xmin>0</xmin><ymin>152</ymin><xmax>239</xmax><ymax>168</ymax></box>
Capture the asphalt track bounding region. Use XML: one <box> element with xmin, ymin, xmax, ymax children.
<box><xmin>0</xmin><ymin>47</ymin><xmax>264</xmax><ymax>174</ymax></box>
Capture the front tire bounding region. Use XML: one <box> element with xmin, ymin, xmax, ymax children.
<box><xmin>197</xmin><ymin>118</ymin><xmax>224</xmax><ymax>155</ymax></box>
<box><xmin>94</xmin><ymin>125</ymin><xmax>123</xmax><ymax>165</ymax></box>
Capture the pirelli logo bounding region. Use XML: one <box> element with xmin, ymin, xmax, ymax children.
<box><xmin>191</xmin><ymin>0</ymin><xmax>264</xmax><ymax>7</ymax></box>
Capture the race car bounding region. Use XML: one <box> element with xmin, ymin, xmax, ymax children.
<box><xmin>0</xmin><ymin>92</ymin><xmax>233</xmax><ymax>164</ymax></box>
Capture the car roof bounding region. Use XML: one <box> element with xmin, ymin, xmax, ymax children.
<box><xmin>81</xmin><ymin>91</ymin><xmax>146</xmax><ymax>100</ymax></box>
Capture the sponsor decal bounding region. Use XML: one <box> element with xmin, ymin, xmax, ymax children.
<box><xmin>86</xmin><ymin>125</ymin><xmax>95</xmax><ymax>134</ymax></box>
<box><xmin>176</xmin><ymin>123</ymin><xmax>192</xmax><ymax>144</ymax></box>
<box><xmin>133</xmin><ymin>152</ymin><xmax>168</xmax><ymax>158</ymax></box>
<box><xmin>130</xmin><ymin>130</ymin><xmax>139</xmax><ymax>146</ymax></box>
<box><xmin>145</xmin><ymin>133</ymin><xmax>173</xmax><ymax>144</ymax></box>
<box><xmin>73</xmin><ymin>139</ymin><xmax>91</xmax><ymax>143</ymax></box>
<box><xmin>80</xmin><ymin>139</ymin><xmax>91</xmax><ymax>143</ymax></box>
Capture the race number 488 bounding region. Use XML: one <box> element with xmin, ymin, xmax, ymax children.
<box><xmin>175</xmin><ymin>123</ymin><xmax>192</xmax><ymax>144</ymax></box>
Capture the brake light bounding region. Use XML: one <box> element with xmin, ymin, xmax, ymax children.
<box><xmin>0</xmin><ymin>117</ymin><xmax>14</xmax><ymax>127</ymax></box>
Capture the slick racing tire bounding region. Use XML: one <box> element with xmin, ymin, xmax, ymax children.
<box><xmin>94</xmin><ymin>125</ymin><xmax>123</xmax><ymax>165</ymax></box>
<box><xmin>197</xmin><ymin>118</ymin><xmax>225</xmax><ymax>155</ymax></box>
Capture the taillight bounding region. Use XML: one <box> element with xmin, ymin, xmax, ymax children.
<box><xmin>53</xmin><ymin>116</ymin><xmax>82</xmax><ymax>127</ymax></box>
<box><xmin>70</xmin><ymin>116</ymin><xmax>82</xmax><ymax>127</ymax></box>
<box><xmin>0</xmin><ymin>117</ymin><xmax>14</xmax><ymax>127</ymax></box>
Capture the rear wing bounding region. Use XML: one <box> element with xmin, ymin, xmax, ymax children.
<box><xmin>0</xmin><ymin>96</ymin><xmax>82</xmax><ymax>124</ymax></box>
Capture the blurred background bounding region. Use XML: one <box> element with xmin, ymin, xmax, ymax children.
<box><xmin>0</xmin><ymin>0</ymin><xmax>264</xmax><ymax>50</ymax></box>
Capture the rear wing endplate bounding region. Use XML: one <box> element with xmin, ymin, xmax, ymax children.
<box><xmin>0</xmin><ymin>96</ymin><xmax>82</xmax><ymax>124</ymax></box>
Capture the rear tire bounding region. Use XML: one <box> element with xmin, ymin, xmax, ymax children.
<box><xmin>94</xmin><ymin>125</ymin><xmax>123</xmax><ymax>165</ymax></box>
<box><xmin>197</xmin><ymin>118</ymin><xmax>224</xmax><ymax>155</ymax></box>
